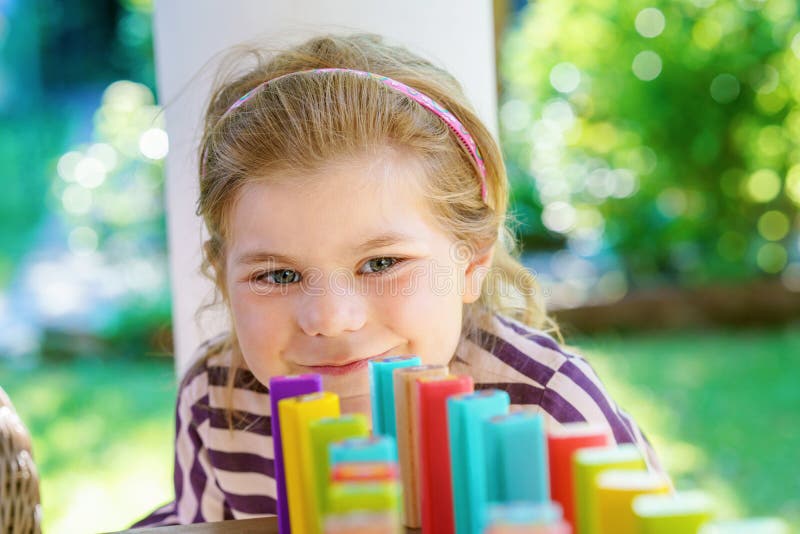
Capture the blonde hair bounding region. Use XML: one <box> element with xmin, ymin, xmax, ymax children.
<box><xmin>193</xmin><ymin>33</ymin><xmax>560</xmax><ymax>428</ymax></box>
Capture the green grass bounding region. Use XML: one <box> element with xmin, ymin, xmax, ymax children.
<box><xmin>1</xmin><ymin>326</ymin><xmax>798</xmax><ymax>532</ymax></box>
<box><xmin>0</xmin><ymin>357</ymin><xmax>177</xmax><ymax>534</ymax></box>
<box><xmin>574</xmin><ymin>325</ymin><xmax>800</xmax><ymax>530</ymax></box>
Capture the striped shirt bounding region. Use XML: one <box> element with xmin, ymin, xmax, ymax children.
<box><xmin>131</xmin><ymin>312</ymin><xmax>665</xmax><ymax>527</ymax></box>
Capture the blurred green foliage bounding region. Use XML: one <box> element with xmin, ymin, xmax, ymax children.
<box><xmin>0</xmin><ymin>0</ymin><xmax>168</xmax><ymax>359</ymax></box>
<box><xmin>0</xmin><ymin>113</ymin><xmax>67</xmax><ymax>285</ymax></box>
<box><xmin>50</xmin><ymin>78</ymin><xmax>170</xmax><ymax>338</ymax></box>
<box><xmin>36</xmin><ymin>0</ymin><xmax>155</xmax><ymax>89</ymax></box>
<box><xmin>501</xmin><ymin>0</ymin><xmax>800</xmax><ymax>289</ymax></box>
<box><xmin>0</xmin><ymin>0</ymin><xmax>156</xmax><ymax>271</ymax></box>
<box><xmin>0</xmin><ymin>356</ymin><xmax>176</xmax><ymax>533</ymax></box>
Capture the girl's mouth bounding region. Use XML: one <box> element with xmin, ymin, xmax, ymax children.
<box><xmin>304</xmin><ymin>348</ymin><xmax>398</xmax><ymax>376</ymax></box>
<box><xmin>307</xmin><ymin>358</ymin><xmax>373</xmax><ymax>375</ymax></box>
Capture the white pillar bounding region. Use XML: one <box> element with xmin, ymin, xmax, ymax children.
<box><xmin>152</xmin><ymin>0</ymin><xmax>498</xmax><ymax>377</ymax></box>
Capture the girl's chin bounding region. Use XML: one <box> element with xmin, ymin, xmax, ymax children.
<box><xmin>338</xmin><ymin>393</ymin><xmax>373</xmax><ymax>429</ymax></box>
<box><xmin>278</xmin><ymin>366</ymin><xmax>373</xmax><ymax>426</ymax></box>
<box><xmin>319</xmin><ymin>367</ymin><xmax>370</xmax><ymax>391</ymax></box>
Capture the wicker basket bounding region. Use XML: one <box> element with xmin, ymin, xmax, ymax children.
<box><xmin>0</xmin><ymin>386</ymin><xmax>42</xmax><ymax>534</ymax></box>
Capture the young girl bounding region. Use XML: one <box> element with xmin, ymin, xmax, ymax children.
<box><xmin>132</xmin><ymin>32</ymin><xmax>665</xmax><ymax>526</ymax></box>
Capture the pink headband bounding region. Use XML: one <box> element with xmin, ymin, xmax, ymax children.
<box><xmin>210</xmin><ymin>67</ymin><xmax>488</xmax><ymax>203</ymax></box>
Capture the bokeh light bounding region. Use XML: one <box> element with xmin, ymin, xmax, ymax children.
<box><xmin>102</xmin><ymin>80</ymin><xmax>154</xmax><ymax>112</ymax></box>
<box><xmin>57</xmin><ymin>151</ymin><xmax>83</xmax><ymax>182</ymax></box>
<box><xmin>792</xmin><ymin>32</ymin><xmax>800</xmax><ymax>59</ymax></box>
<box><xmin>656</xmin><ymin>188</ymin><xmax>688</xmax><ymax>218</ymax></box>
<box><xmin>61</xmin><ymin>185</ymin><xmax>92</xmax><ymax>215</ymax></box>
<box><xmin>692</xmin><ymin>18</ymin><xmax>722</xmax><ymax>50</ymax></box>
<box><xmin>74</xmin><ymin>157</ymin><xmax>107</xmax><ymax>189</ymax></box>
<box><xmin>632</xmin><ymin>50</ymin><xmax>662</xmax><ymax>81</ymax></box>
<box><xmin>542</xmin><ymin>201</ymin><xmax>577</xmax><ymax>233</ymax></box>
<box><xmin>745</xmin><ymin>169</ymin><xmax>781</xmax><ymax>202</ymax></box>
<box><xmin>500</xmin><ymin>99</ymin><xmax>531</xmax><ymax>132</ymax></box>
<box><xmin>755</xmin><ymin>85</ymin><xmax>788</xmax><ymax>115</ymax></box>
<box><xmin>586</xmin><ymin>168</ymin><xmax>616</xmax><ymax>199</ymax></box>
<box><xmin>635</xmin><ymin>8</ymin><xmax>666</xmax><ymax>39</ymax></box>
<box><xmin>138</xmin><ymin>127</ymin><xmax>169</xmax><ymax>160</ymax></box>
<box><xmin>549</xmin><ymin>62</ymin><xmax>581</xmax><ymax>93</ymax></box>
<box><xmin>87</xmin><ymin>143</ymin><xmax>119</xmax><ymax>172</ymax></box>
<box><xmin>541</xmin><ymin>99</ymin><xmax>575</xmax><ymax>129</ymax></box>
<box><xmin>95</xmin><ymin>81</ymin><xmax>162</xmax><ymax>158</ymax></box>
<box><xmin>784</xmin><ymin>164</ymin><xmax>800</xmax><ymax>205</ymax></box>
<box><xmin>710</xmin><ymin>74</ymin><xmax>740</xmax><ymax>104</ymax></box>
<box><xmin>755</xmin><ymin>126</ymin><xmax>786</xmax><ymax>160</ymax></box>
<box><xmin>611</xmin><ymin>169</ymin><xmax>638</xmax><ymax>198</ymax></box>
<box><xmin>26</xmin><ymin>261</ymin><xmax>86</xmax><ymax>317</ymax></box>
<box><xmin>595</xmin><ymin>269</ymin><xmax>628</xmax><ymax>303</ymax></box>
<box><xmin>757</xmin><ymin>210</ymin><xmax>790</xmax><ymax>241</ymax></box>
<box><xmin>750</xmin><ymin>65</ymin><xmax>779</xmax><ymax>94</ymax></box>
<box><xmin>756</xmin><ymin>242</ymin><xmax>788</xmax><ymax>273</ymax></box>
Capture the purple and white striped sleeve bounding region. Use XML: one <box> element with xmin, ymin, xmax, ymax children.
<box><xmin>543</xmin><ymin>349</ymin><xmax>668</xmax><ymax>478</ymax></box>
<box><xmin>480</xmin><ymin>315</ymin><xmax>669</xmax><ymax>480</ymax></box>
<box><xmin>129</xmin><ymin>360</ymin><xmax>225</xmax><ymax>527</ymax></box>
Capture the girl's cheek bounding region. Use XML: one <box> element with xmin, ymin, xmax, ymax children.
<box><xmin>372</xmin><ymin>262</ymin><xmax>430</xmax><ymax>297</ymax></box>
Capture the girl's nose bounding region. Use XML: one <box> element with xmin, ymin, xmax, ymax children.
<box><xmin>295</xmin><ymin>277</ymin><xmax>367</xmax><ymax>337</ymax></box>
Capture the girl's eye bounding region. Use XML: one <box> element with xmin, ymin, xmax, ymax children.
<box><xmin>361</xmin><ymin>257</ymin><xmax>401</xmax><ymax>275</ymax></box>
<box><xmin>254</xmin><ymin>268</ymin><xmax>301</xmax><ymax>285</ymax></box>
<box><xmin>251</xmin><ymin>257</ymin><xmax>403</xmax><ymax>286</ymax></box>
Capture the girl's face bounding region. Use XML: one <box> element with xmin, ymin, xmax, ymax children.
<box><xmin>224</xmin><ymin>149</ymin><xmax>492</xmax><ymax>423</ymax></box>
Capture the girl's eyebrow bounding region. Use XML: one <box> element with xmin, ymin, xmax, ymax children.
<box><xmin>234</xmin><ymin>231</ymin><xmax>417</xmax><ymax>265</ymax></box>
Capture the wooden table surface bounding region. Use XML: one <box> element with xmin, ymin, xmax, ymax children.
<box><xmin>115</xmin><ymin>517</ymin><xmax>279</xmax><ymax>533</ymax></box>
<box><xmin>114</xmin><ymin>516</ymin><xmax>421</xmax><ymax>533</ymax></box>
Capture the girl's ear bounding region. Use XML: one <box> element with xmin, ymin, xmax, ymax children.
<box><xmin>462</xmin><ymin>242</ymin><xmax>495</xmax><ymax>304</ymax></box>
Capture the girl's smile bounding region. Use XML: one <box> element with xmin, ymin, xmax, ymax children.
<box><xmin>292</xmin><ymin>346</ymin><xmax>400</xmax><ymax>375</ymax></box>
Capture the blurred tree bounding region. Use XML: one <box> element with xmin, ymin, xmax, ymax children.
<box><xmin>37</xmin><ymin>0</ymin><xmax>155</xmax><ymax>91</ymax></box>
<box><xmin>0</xmin><ymin>0</ymin><xmax>156</xmax><ymax>283</ymax></box>
<box><xmin>500</xmin><ymin>0</ymin><xmax>800</xmax><ymax>290</ymax></box>
<box><xmin>42</xmin><ymin>0</ymin><xmax>169</xmax><ymax>356</ymax></box>
<box><xmin>0</xmin><ymin>0</ymin><xmax>167</xmax><ymax>359</ymax></box>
